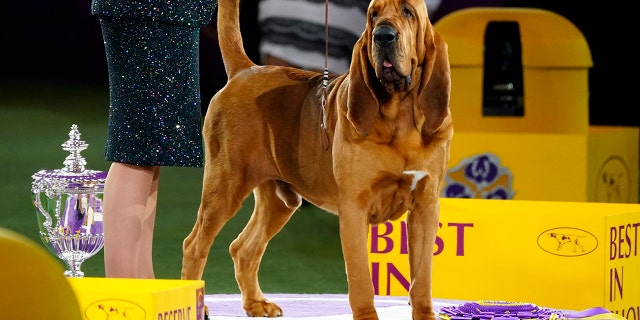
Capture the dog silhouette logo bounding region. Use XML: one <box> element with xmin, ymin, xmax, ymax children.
<box><xmin>85</xmin><ymin>299</ymin><xmax>146</xmax><ymax>320</ymax></box>
<box><xmin>595</xmin><ymin>156</ymin><xmax>631</xmax><ymax>203</ymax></box>
<box><xmin>537</xmin><ymin>227</ymin><xmax>598</xmax><ymax>257</ymax></box>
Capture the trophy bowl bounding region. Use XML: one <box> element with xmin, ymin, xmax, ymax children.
<box><xmin>31</xmin><ymin>124</ymin><xmax>107</xmax><ymax>277</ymax></box>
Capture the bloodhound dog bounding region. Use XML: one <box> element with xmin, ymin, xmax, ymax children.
<box><xmin>181</xmin><ymin>0</ymin><xmax>452</xmax><ymax>319</ymax></box>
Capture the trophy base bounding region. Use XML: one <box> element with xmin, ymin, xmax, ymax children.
<box><xmin>64</xmin><ymin>267</ymin><xmax>85</xmax><ymax>278</ymax></box>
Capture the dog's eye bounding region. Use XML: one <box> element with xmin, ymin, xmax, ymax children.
<box><xmin>370</xmin><ymin>10</ymin><xmax>378</xmax><ymax>21</ymax></box>
<box><xmin>402</xmin><ymin>5</ymin><xmax>413</xmax><ymax>18</ymax></box>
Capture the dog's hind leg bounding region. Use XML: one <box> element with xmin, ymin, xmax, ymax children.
<box><xmin>181</xmin><ymin>166</ymin><xmax>255</xmax><ymax>281</ymax></box>
<box><xmin>231</xmin><ymin>179</ymin><xmax>301</xmax><ymax>317</ymax></box>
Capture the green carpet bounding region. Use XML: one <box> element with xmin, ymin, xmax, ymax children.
<box><xmin>0</xmin><ymin>80</ymin><xmax>347</xmax><ymax>294</ymax></box>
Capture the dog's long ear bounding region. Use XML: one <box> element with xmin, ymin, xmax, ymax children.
<box><xmin>417</xmin><ymin>26</ymin><xmax>451</xmax><ymax>135</ymax></box>
<box><xmin>347</xmin><ymin>36</ymin><xmax>379</xmax><ymax>136</ymax></box>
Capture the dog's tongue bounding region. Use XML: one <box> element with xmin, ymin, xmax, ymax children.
<box><xmin>383</xmin><ymin>60</ymin><xmax>393</xmax><ymax>67</ymax></box>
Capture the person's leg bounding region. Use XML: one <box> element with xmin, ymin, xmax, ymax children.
<box><xmin>103</xmin><ymin>162</ymin><xmax>160</xmax><ymax>278</ymax></box>
<box><xmin>138</xmin><ymin>166</ymin><xmax>160</xmax><ymax>278</ymax></box>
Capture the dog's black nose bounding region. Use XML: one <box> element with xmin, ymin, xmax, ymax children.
<box><xmin>373</xmin><ymin>25</ymin><xmax>397</xmax><ymax>47</ymax></box>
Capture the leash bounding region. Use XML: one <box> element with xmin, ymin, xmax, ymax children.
<box><xmin>320</xmin><ymin>0</ymin><xmax>330</xmax><ymax>150</ymax></box>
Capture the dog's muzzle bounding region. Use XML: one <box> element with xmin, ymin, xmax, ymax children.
<box><xmin>373</xmin><ymin>25</ymin><xmax>412</xmax><ymax>93</ymax></box>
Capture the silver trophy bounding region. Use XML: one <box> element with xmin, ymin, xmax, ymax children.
<box><xmin>31</xmin><ymin>124</ymin><xmax>107</xmax><ymax>277</ymax></box>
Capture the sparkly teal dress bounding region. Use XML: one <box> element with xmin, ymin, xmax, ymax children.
<box><xmin>92</xmin><ymin>0</ymin><xmax>217</xmax><ymax>167</ymax></box>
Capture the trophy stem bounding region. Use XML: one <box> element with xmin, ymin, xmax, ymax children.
<box><xmin>64</xmin><ymin>259</ymin><xmax>85</xmax><ymax>278</ymax></box>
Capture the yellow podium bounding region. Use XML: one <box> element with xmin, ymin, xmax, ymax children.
<box><xmin>434</xmin><ymin>8</ymin><xmax>638</xmax><ymax>203</ymax></box>
<box><xmin>67</xmin><ymin>277</ymin><xmax>206</xmax><ymax>320</ymax></box>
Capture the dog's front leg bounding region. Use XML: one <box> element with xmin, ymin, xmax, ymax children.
<box><xmin>406</xmin><ymin>198</ymin><xmax>440</xmax><ymax>320</ymax></box>
<box><xmin>339</xmin><ymin>207</ymin><xmax>379</xmax><ymax>320</ymax></box>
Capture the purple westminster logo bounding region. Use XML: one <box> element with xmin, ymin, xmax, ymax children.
<box><xmin>442</xmin><ymin>153</ymin><xmax>514</xmax><ymax>199</ymax></box>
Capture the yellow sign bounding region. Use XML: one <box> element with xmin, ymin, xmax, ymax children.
<box><xmin>368</xmin><ymin>198</ymin><xmax>640</xmax><ymax>319</ymax></box>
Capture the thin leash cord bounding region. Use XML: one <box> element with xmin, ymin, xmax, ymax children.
<box><xmin>321</xmin><ymin>0</ymin><xmax>329</xmax><ymax>131</ymax></box>
<box><xmin>319</xmin><ymin>0</ymin><xmax>330</xmax><ymax>151</ymax></box>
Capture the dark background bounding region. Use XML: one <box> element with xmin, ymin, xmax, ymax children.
<box><xmin>0</xmin><ymin>1</ymin><xmax>634</xmax><ymax>127</ymax></box>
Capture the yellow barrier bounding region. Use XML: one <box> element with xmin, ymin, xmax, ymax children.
<box><xmin>369</xmin><ymin>198</ymin><xmax>640</xmax><ymax>318</ymax></box>
<box><xmin>445</xmin><ymin>128</ymin><xmax>638</xmax><ymax>203</ymax></box>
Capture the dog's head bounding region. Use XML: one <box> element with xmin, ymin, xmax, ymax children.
<box><xmin>347</xmin><ymin>0</ymin><xmax>450</xmax><ymax>137</ymax></box>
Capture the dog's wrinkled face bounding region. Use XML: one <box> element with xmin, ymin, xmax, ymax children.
<box><xmin>367</xmin><ymin>0</ymin><xmax>428</xmax><ymax>93</ymax></box>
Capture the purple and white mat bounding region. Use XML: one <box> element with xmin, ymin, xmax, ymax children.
<box><xmin>205</xmin><ymin>294</ymin><xmax>466</xmax><ymax>319</ymax></box>
<box><xmin>204</xmin><ymin>294</ymin><xmax>623</xmax><ymax>320</ymax></box>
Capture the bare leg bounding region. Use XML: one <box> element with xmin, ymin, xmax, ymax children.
<box><xmin>103</xmin><ymin>162</ymin><xmax>160</xmax><ymax>278</ymax></box>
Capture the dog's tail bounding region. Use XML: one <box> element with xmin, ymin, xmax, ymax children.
<box><xmin>217</xmin><ymin>0</ymin><xmax>255</xmax><ymax>78</ymax></box>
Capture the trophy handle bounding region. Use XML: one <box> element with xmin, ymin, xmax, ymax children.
<box><xmin>32</xmin><ymin>192</ymin><xmax>54</xmax><ymax>233</ymax></box>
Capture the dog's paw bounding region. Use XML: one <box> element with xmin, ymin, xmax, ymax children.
<box><xmin>244</xmin><ymin>300</ymin><xmax>283</xmax><ymax>317</ymax></box>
